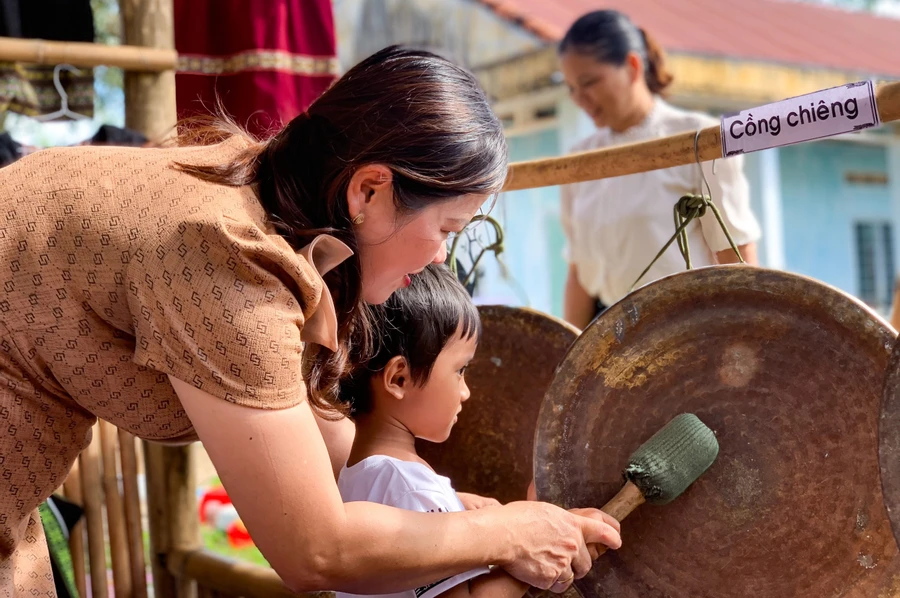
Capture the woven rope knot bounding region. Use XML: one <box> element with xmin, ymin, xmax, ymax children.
<box><xmin>675</xmin><ymin>193</ymin><xmax>710</xmax><ymax>220</ymax></box>
<box><xmin>630</xmin><ymin>193</ymin><xmax>744</xmax><ymax>293</ymax></box>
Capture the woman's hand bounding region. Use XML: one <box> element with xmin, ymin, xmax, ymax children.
<box><xmin>497</xmin><ymin>501</ymin><xmax>621</xmax><ymax>590</ymax></box>
<box><xmin>567</xmin><ymin>507</ymin><xmax>621</xmax><ymax>560</ymax></box>
<box><xmin>458</xmin><ymin>492</ymin><xmax>501</xmax><ymax>510</ymax></box>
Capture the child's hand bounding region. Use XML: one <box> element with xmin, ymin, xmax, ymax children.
<box><xmin>457</xmin><ymin>492</ymin><xmax>501</xmax><ymax>510</ymax></box>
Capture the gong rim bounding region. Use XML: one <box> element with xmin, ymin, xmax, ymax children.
<box><xmin>535</xmin><ymin>266</ymin><xmax>898</xmax><ymax>598</ymax></box>
<box><xmin>879</xmin><ymin>333</ymin><xmax>900</xmax><ymax>552</ymax></box>
<box><xmin>416</xmin><ymin>304</ymin><xmax>578</xmax><ymax>505</ymax></box>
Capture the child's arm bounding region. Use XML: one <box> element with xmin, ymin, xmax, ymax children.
<box><xmin>438</xmin><ymin>568</ymin><xmax>530</xmax><ymax>598</ymax></box>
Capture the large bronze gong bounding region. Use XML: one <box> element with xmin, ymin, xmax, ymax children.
<box><xmin>535</xmin><ymin>266</ymin><xmax>900</xmax><ymax>597</ymax></box>
<box><xmin>417</xmin><ymin>305</ymin><xmax>578</xmax><ymax>505</ymax></box>
<box><xmin>879</xmin><ymin>336</ymin><xmax>900</xmax><ymax>553</ymax></box>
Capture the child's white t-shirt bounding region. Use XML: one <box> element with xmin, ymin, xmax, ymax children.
<box><xmin>335</xmin><ymin>455</ymin><xmax>492</xmax><ymax>598</ymax></box>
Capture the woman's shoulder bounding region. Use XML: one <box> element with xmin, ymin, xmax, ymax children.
<box><xmin>656</xmin><ymin>101</ymin><xmax>719</xmax><ymax>135</ymax></box>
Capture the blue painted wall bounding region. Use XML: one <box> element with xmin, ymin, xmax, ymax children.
<box><xmin>473</xmin><ymin>127</ymin><xmax>566</xmax><ymax>316</ymax></box>
<box><xmin>779</xmin><ymin>140</ymin><xmax>890</xmax><ymax>301</ymax></box>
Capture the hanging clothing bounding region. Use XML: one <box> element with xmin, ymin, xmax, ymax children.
<box><xmin>0</xmin><ymin>132</ymin><xmax>22</xmax><ymax>168</ymax></box>
<box><xmin>87</xmin><ymin>124</ymin><xmax>148</xmax><ymax>147</ymax></box>
<box><xmin>0</xmin><ymin>0</ymin><xmax>95</xmax><ymax>119</ymax></box>
<box><xmin>174</xmin><ymin>0</ymin><xmax>339</xmax><ymax>139</ymax></box>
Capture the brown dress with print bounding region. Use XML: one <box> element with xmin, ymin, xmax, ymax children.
<box><xmin>0</xmin><ymin>138</ymin><xmax>350</xmax><ymax>597</ymax></box>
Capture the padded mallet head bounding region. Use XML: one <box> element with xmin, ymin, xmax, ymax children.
<box><xmin>624</xmin><ymin>413</ymin><xmax>719</xmax><ymax>505</ymax></box>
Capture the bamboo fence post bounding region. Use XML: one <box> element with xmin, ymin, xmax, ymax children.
<box><xmin>62</xmin><ymin>463</ymin><xmax>87</xmax><ymax>598</ymax></box>
<box><xmin>121</xmin><ymin>0</ymin><xmax>178</xmax><ymax>141</ymax></box>
<box><xmin>119</xmin><ymin>429</ymin><xmax>150</xmax><ymax>598</ymax></box>
<box><xmin>120</xmin><ymin>2</ymin><xmax>194</xmax><ymax>597</ymax></box>
<box><xmin>100</xmin><ymin>421</ymin><xmax>133</xmax><ymax>597</ymax></box>
<box><xmin>79</xmin><ymin>424</ymin><xmax>108</xmax><ymax>598</ymax></box>
<box><xmin>143</xmin><ymin>441</ymin><xmax>177</xmax><ymax>598</ymax></box>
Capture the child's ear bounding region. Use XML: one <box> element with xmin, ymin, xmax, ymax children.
<box><xmin>382</xmin><ymin>356</ymin><xmax>409</xmax><ymax>401</ymax></box>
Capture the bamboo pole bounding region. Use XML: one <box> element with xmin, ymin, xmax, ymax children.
<box><xmin>167</xmin><ymin>550</ymin><xmax>302</xmax><ymax>598</ymax></box>
<box><xmin>119</xmin><ymin>429</ymin><xmax>150</xmax><ymax>598</ymax></box>
<box><xmin>143</xmin><ymin>441</ymin><xmax>177</xmax><ymax>598</ymax></box>
<box><xmin>79</xmin><ymin>424</ymin><xmax>109</xmax><ymax>598</ymax></box>
<box><xmin>62</xmin><ymin>463</ymin><xmax>87</xmax><ymax>598</ymax></box>
<box><xmin>119</xmin><ymin>3</ymin><xmax>193</xmax><ymax>598</ymax></box>
<box><xmin>121</xmin><ymin>0</ymin><xmax>178</xmax><ymax>141</ymax></box>
<box><xmin>0</xmin><ymin>36</ymin><xmax>176</xmax><ymax>71</ymax></box>
<box><xmin>143</xmin><ymin>441</ymin><xmax>203</xmax><ymax>598</ymax></box>
<box><xmin>503</xmin><ymin>80</ymin><xmax>900</xmax><ymax>192</ymax></box>
<box><xmin>100</xmin><ymin>421</ymin><xmax>133</xmax><ymax>597</ymax></box>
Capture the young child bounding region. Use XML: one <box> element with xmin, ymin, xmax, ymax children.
<box><xmin>336</xmin><ymin>264</ymin><xmax>530</xmax><ymax>598</ymax></box>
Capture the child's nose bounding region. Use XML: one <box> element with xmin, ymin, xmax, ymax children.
<box><xmin>460</xmin><ymin>380</ymin><xmax>471</xmax><ymax>402</ymax></box>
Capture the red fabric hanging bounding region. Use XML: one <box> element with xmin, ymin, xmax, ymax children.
<box><xmin>174</xmin><ymin>0</ymin><xmax>338</xmax><ymax>139</ymax></box>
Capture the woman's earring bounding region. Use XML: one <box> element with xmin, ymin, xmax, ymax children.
<box><xmin>352</xmin><ymin>213</ymin><xmax>366</xmax><ymax>225</ymax></box>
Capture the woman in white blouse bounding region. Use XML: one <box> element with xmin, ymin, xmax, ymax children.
<box><xmin>558</xmin><ymin>10</ymin><xmax>761</xmax><ymax>328</ymax></box>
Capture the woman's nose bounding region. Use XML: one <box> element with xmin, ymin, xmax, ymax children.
<box><xmin>433</xmin><ymin>242</ymin><xmax>448</xmax><ymax>264</ymax></box>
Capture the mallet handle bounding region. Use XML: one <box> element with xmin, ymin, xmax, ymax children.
<box><xmin>602</xmin><ymin>480</ymin><xmax>646</xmax><ymax>521</ymax></box>
<box><xmin>592</xmin><ymin>481</ymin><xmax>646</xmax><ymax>558</ymax></box>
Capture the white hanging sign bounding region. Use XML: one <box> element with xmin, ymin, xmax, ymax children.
<box><xmin>720</xmin><ymin>81</ymin><xmax>880</xmax><ymax>157</ymax></box>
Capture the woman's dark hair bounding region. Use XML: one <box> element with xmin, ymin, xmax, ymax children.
<box><xmin>338</xmin><ymin>264</ymin><xmax>481</xmax><ymax>418</ymax></box>
<box><xmin>175</xmin><ymin>45</ymin><xmax>507</xmax><ymax>416</ymax></box>
<box><xmin>559</xmin><ymin>10</ymin><xmax>674</xmax><ymax>96</ymax></box>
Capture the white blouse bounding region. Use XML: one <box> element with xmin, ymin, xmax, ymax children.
<box><xmin>561</xmin><ymin>99</ymin><xmax>762</xmax><ymax>307</ymax></box>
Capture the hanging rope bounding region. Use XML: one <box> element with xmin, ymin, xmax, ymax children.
<box><xmin>629</xmin><ymin>129</ymin><xmax>746</xmax><ymax>292</ymax></box>
<box><xmin>630</xmin><ymin>193</ymin><xmax>744</xmax><ymax>292</ymax></box>
<box><xmin>448</xmin><ymin>214</ymin><xmax>504</xmax><ymax>288</ymax></box>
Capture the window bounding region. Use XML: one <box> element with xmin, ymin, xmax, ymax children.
<box><xmin>855</xmin><ymin>222</ymin><xmax>895</xmax><ymax>312</ymax></box>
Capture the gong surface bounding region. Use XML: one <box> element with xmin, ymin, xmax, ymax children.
<box><xmin>417</xmin><ymin>305</ymin><xmax>578</xmax><ymax>505</ymax></box>
<box><xmin>879</xmin><ymin>336</ymin><xmax>900</xmax><ymax>552</ymax></box>
<box><xmin>535</xmin><ymin>266</ymin><xmax>899</xmax><ymax>597</ymax></box>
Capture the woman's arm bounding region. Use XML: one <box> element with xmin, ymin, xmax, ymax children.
<box><xmin>716</xmin><ymin>243</ymin><xmax>758</xmax><ymax>266</ymax></box>
<box><xmin>313</xmin><ymin>412</ymin><xmax>355</xmax><ymax>479</ymax></box>
<box><xmin>564</xmin><ymin>264</ymin><xmax>595</xmax><ymax>330</ymax></box>
<box><xmin>170</xmin><ymin>377</ymin><xmax>621</xmax><ymax>594</ymax></box>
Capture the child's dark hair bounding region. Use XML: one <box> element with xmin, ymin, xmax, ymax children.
<box><xmin>339</xmin><ymin>264</ymin><xmax>481</xmax><ymax>417</ymax></box>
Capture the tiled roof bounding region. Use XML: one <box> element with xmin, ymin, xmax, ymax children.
<box><xmin>475</xmin><ymin>0</ymin><xmax>900</xmax><ymax>77</ymax></box>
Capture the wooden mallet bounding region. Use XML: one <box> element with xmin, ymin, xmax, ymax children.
<box><xmin>596</xmin><ymin>413</ymin><xmax>719</xmax><ymax>555</ymax></box>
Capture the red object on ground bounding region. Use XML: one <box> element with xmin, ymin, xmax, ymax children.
<box><xmin>198</xmin><ymin>486</ymin><xmax>231</xmax><ymax>523</ymax></box>
<box><xmin>174</xmin><ymin>0</ymin><xmax>339</xmax><ymax>139</ymax></box>
<box><xmin>227</xmin><ymin>519</ymin><xmax>254</xmax><ymax>548</ymax></box>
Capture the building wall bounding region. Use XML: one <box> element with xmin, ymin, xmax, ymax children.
<box><xmin>333</xmin><ymin>0</ymin><xmax>543</xmax><ymax>72</ymax></box>
<box><xmin>472</xmin><ymin>126</ymin><xmax>565</xmax><ymax>314</ymax></box>
<box><xmin>779</xmin><ymin>140</ymin><xmax>892</xmax><ymax>311</ymax></box>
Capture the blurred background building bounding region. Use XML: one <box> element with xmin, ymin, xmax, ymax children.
<box><xmin>333</xmin><ymin>0</ymin><xmax>900</xmax><ymax>316</ymax></box>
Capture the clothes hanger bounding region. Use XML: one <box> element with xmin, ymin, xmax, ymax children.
<box><xmin>34</xmin><ymin>64</ymin><xmax>91</xmax><ymax>122</ymax></box>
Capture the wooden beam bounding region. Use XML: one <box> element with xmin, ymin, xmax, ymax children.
<box><xmin>0</xmin><ymin>36</ymin><xmax>176</xmax><ymax>71</ymax></box>
<box><xmin>503</xmin><ymin>80</ymin><xmax>900</xmax><ymax>191</ymax></box>
<box><xmin>168</xmin><ymin>550</ymin><xmax>301</xmax><ymax>598</ymax></box>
